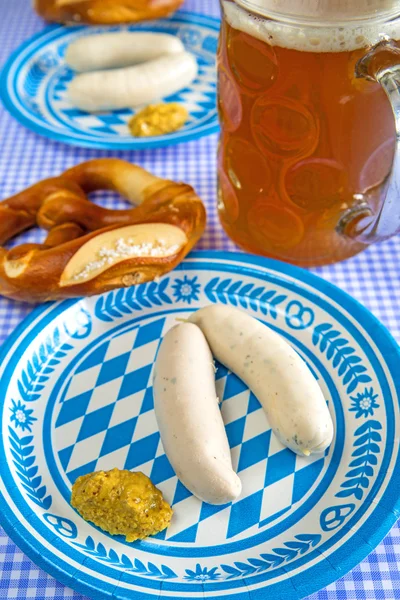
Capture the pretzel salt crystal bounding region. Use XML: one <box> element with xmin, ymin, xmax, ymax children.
<box><xmin>0</xmin><ymin>159</ymin><xmax>206</xmax><ymax>303</ymax></box>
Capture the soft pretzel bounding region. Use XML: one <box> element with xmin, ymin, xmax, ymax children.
<box><xmin>0</xmin><ymin>159</ymin><xmax>206</xmax><ymax>303</ymax></box>
<box><xmin>34</xmin><ymin>0</ymin><xmax>184</xmax><ymax>25</ymax></box>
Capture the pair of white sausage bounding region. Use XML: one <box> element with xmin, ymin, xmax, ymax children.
<box><xmin>153</xmin><ymin>305</ymin><xmax>334</xmax><ymax>505</ymax></box>
<box><xmin>66</xmin><ymin>32</ymin><xmax>198</xmax><ymax>112</ymax></box>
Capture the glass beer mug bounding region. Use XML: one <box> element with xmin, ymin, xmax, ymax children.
<box><xmin>218</xmin><ymin>0</ymin><xmax>400</xmax><ymax>266</ymax></box>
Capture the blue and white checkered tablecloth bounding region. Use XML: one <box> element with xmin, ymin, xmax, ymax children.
<box><xmin>0</xmin><ymin>1</ymin><xmax>399</xmax><ymax>598</ymax></box>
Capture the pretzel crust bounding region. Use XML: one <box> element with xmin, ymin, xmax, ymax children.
<box><xmin>34</xmin><ymin>0</ymin><xmax>184</xmax><ymax>24</ymax></box>
<box><xmin>0</xmin><ymin>159</ymin><xmax>206</xmax><ymax>303</ymax></box>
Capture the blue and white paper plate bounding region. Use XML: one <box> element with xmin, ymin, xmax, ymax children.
<box><xmin>0</xmin><ymin>12</ymin><xmax>219</xmax><ymax>149</ymax></box>
<box><xmin>0</xmin><ymin>251</ymin><xmax>399</xmax><ymax>600</ymax></box>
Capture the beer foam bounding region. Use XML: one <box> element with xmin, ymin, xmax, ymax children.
<box><xmin>235</xmin><ymin>0</ymin><xmax>400</xmax><ymax>21</ymax></box>
<box><xmin>223</xmin><ymin>1</ymin><xmax>400</xmax><ymax>52</ymax></box>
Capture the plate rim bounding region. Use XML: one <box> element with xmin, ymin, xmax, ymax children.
<box><xmin>0</xmin><ymin>250</ymin><xmax>399</xmax><ymax>600</ymax></box>
<box><xmin>0</xmin><ymin>11</ymin><xmax>220</xmax><ymax>150</ymax></box>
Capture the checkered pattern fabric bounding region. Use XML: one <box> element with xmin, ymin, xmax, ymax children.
<box><xmin>0</xmin><ymin>0</ymin><xmax>399</xmax><ymax>598</ymax></box>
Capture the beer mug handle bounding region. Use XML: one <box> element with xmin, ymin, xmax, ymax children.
<box><xmin>340</xmin><ymin>40</ymin><xmax>400</xmax><ymax>243</ymax></box>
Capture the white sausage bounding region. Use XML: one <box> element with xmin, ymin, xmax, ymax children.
<box><xmin>65</xmin><ymin>32</ymin><xmax>185</xmax><ymax>72</ymax></box>
<box><xmin>68</xmin><ymin>52</ymin><xmax>198</xmax><ymax>112</ymax></box>
<box><xmin>190</xmin><ymin>305</ymin><xmax>334</xmax><ymax>456</ymax></box>
<box><xmin>153</xmin><ymin>323</ymin><xmax>242</xmax><ymax>505</ymax></box>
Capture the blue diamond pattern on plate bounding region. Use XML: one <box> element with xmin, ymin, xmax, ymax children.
<box><xmin>1</xmin><ymin>252</ymin><xmax>399</xmax><ymax>600</ymax></box>
<box><xmin>53</xmin><ymin>314</ymin><xmax>327</xmax><ymax>545</ymax></box>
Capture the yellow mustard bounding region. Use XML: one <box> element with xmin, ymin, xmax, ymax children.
<box><xmin>71</xmin><ymin>468</ymin><xmax>173</xmax><ymax>542</ymax></box>
<box><xmin>129</xmin><ymin>103</ymin><xmax>189</xmax><ymax>137</ymax></box>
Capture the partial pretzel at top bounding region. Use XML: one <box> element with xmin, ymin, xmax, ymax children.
<box><xmin>0</xmin><ymin>159</ymin><xmax>206</xmax><ymax>303</ymax></box>
<box><xmin>34</xmin><ymin>0</ymin><xmax>185</xmax><ymax>25</ymax></box>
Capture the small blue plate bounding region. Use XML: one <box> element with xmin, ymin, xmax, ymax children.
<box><xmin>0</xmin><ymin>12</ymin><xmax>219</xmax><ymax>149</ymax></box>
<box><xmin>0</xmin><ymin>251</ymin><xmax>399</xmax><ymax>600</ymax></box>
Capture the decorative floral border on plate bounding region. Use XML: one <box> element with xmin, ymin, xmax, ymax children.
<box><xmin>0</xmin><ymin>251</ymin><xmax>399</xmax><ymax>600</ymax></box>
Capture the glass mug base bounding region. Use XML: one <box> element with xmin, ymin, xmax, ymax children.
<box><xmin>218</xmin><ymin>191</ymin><xmax>367</xmax><ymax>268</ymax></box>
<box><xmin>218</xmin><ymin>219</ymin><xmax>367</xmax><ymax>267</ymax></box>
